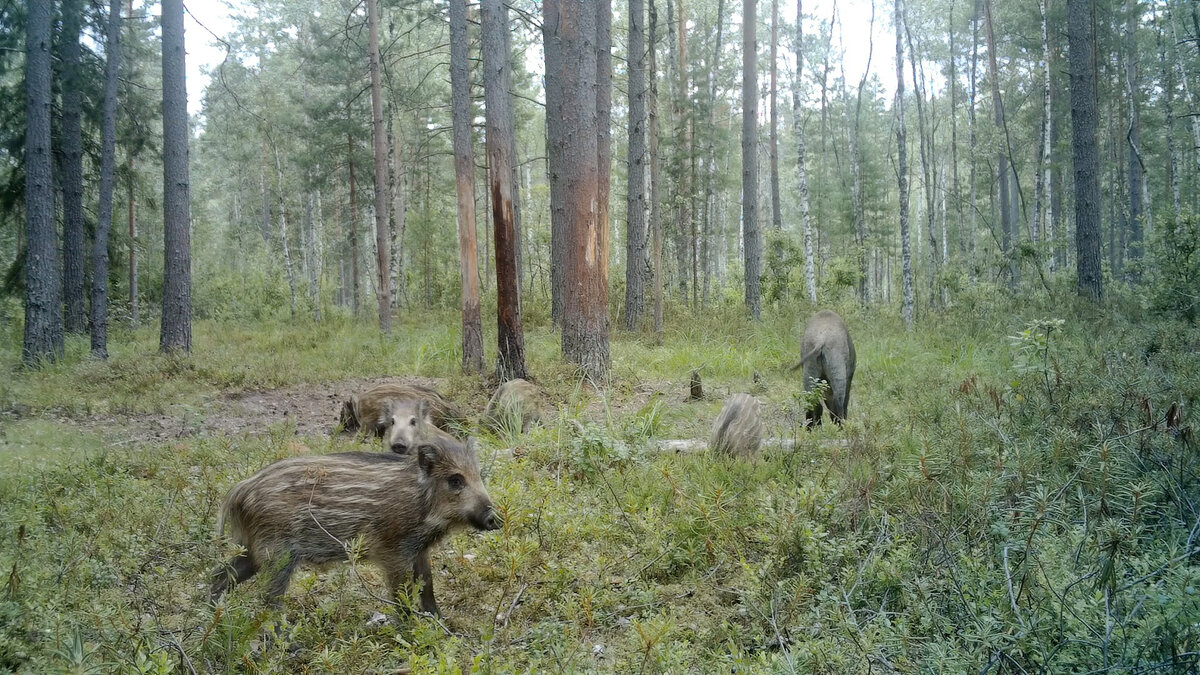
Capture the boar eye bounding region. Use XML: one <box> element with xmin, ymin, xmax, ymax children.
<box><xmin>447</xmin><ymin>474</ymin><xmax>466</xmax><ymax>491</ymax></box>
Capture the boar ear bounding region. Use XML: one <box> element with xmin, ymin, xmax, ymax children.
<box><xmin>416</xmin><ymin>443</ymin><xmax>439</xmax><ymax>474</ymax></box>
<box><xmin>415</xmin><ymin>399</ymin><xmax>432</xmax><ymax>430</ymax></box>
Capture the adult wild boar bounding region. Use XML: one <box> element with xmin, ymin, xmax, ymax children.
<box><xmin>209</xmin><ymin>412</ymin><xmax>501</xmax><ymax>616</ymax></box>
<box><xmin>710</xmin><ymin>393</ymin><xmax>764</xmax><ymax>457</ymax></box>
<box><xmin>340</xmin><ymin>383</ymin><xmax>466</xmax><ymax>443</ymax></box>
<box><xmin>793</xmin><ymin>309</ymin><xmax>856</xmax><ymax>427</ymax></box>
<box><xmin>483</xmin><ymin>378</ymin><xmax>542</xmax><ymax>435</ymax></box>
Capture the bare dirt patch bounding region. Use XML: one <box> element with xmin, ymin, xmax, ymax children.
<box><xmin>47</xmin><ymin>376</ymin><xmax>452</xmax><ymax>446</ymax></box>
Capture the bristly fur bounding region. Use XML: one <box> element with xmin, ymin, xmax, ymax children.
<box><xmin>799</xmin><ymin>310</ymin><xmax>857</xmax><ymax>427</ymax></box>
<box><xmin>710</xmin><ymin>393</ymin><xmax>763</xmax><ymax>456</ymax></box>
<box><xmin>210</xmin><ymin>420</ymin><xmax>499</xmax><ymax>615</ymax></box>
<box><xmin>340</xmin><ymin>383</ymin><xmax>466</xmax><ymax>439</ymax></box>
<box><xmin>483</xmin><ymin>378</ymin><xmax>543</xmax><ymax>434</ymax></box>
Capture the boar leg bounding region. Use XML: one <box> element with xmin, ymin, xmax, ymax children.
<box><xmin>262</xmin><ymin>554</ymin><xmax>299</xmax><ymax>605</ymax></box>
<box><xmin>414</xmin><ymin>551</ymin><xmax>440</xmax><ymax>616</ymax></box>
<box><xmin>209</xmin><ymin>552</ymin><xmax>258</xmax><ymax>602</ymax></box>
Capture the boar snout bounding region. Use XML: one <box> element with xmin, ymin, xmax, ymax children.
<box><xmin>475</xmin><ymin>507</ymin><xmax>502</xmax><ymax>531</ymax></box>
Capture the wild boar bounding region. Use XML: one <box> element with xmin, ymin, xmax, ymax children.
<box><xmin>792</xmin><ymin>309</ymin><xmax>856</xmax><ymax>427</ymax></box>
<box><xmin>209</xmin><ymin>415</ymin><xmax>501</xmax><ymax>616</ymax></box>
<box><xmin>340</xmin><ymin>383</ymin><xmax>466</xmax><ymax>441</ymax></box>
<box><xmin>483</xmin><ymin>378</ymin><xmax>542</xmax><ymax>435</ymax></box>
<box><xmin>710</xmin><ymin>393</ymin><xmax>764</xmax><ymax>457</ymax></box>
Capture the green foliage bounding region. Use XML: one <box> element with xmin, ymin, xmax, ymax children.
<box><xmin>2</xmin><ymin>301</ymin><xmax>1200</xmax><ymax>672</ymax></box>
<box><xmin>1146</xmin><ymin>214</ymin><xmax>1200</xmax><ymax>323</ymax></box>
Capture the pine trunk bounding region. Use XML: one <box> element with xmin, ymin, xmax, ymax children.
<box><xmin>984</xmin><ymin>0</ymin><xmax>1015</xmax><ymax>290</ymax></box>
<box><xmin>742</xmin><ymin>0</ymin><xmax>762</xmax><ymax>319</ymax></box>
<box><xmin>624</xmin><ymin>0</ymin><xmax>648</xmax><ymax>330</ymax></box>
<box><xmin>649</xmin><ymin>0</ymin><xmax>665</xmax><ymax>336</ymax></box>
<box><xmin>485</xmin><ymin>0</ymin><xmax>529</xmax><ymax>380</ymax></box>
<box><xmin>160</xmin><ymin>0</ymin><xmax>192</xmax><ymax>352</ymax></box>
<box><xmin>451</xmin><ymin>0</ymin><xmax>484</xmax><ymax>373</ymax></box>
<box><xmin>128</xmin><ymin>155</ymin><xmax>138</xmax><ymax>325</ymax></box>
<box><xmin>794</xmin><ymin>0</ymin><xmax>817</xmax><ymax>303</ymax></box>
<box><xmin>348</xmin><ymin>135</ymin><xmax>361</xmax><ymax>316</ymax></box>
<box><xmin>91</xmin><ymin>0</ymin><xmax>122</xmax><ymax>359</ymax></box>
<box><xmin>895</xmin><ymin>0</ymin><xmax>914</xmax><ymax>330</ymax></box>
<box><xmin>1124</xmin><ymin>0</ymin><xmax>1144</xmax><ymax>270</ymax></box>
<box><xmin>275</xmin><ymin>147</ymin><xmax>297</xmax><ymax>321</ymax></box>
<box><xmin>23</xmin><ymin>0</ymin><xmax>62</xmax><ymax>364</ymax></box>
<box><xmin>367</xmin><ymin>0</ymin><xmax>391</xmax><ymax>333</ymax></box>
<box><xmin>61</xmin><ymin>0</ymin><xmax>87</xmax><ymax>335</ymax></box>
<box><xmin>770</xmin><ymin>0</ymin><xmax>782</xmax><ymax>233</ymax></box>
<box><xmin>1069</xmin><ymin>0</ymin><xmax>1103</xmax><ymax>300</ymax></box>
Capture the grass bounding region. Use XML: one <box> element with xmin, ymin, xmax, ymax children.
<box><xmin>1</xmin><ymin>298</ymin><xmax>1199</xmax><ymax>672</ymax></box>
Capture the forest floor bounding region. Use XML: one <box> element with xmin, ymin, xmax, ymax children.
<box><xmin>1</xmin><ymin>298</ymin><xmax>1198</xmax><ymax>672</ymax></box>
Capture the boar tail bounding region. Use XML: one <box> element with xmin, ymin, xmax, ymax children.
<box><xmin>790</xmin><ymin>345</ymin><xmax>822</xmax><ymax>371</ymax></box>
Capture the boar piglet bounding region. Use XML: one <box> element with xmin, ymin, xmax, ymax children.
<box><xmin>209</xmin><ymin>429</ymin><xmax>501</xmax><ymax>616</ymax></box>
<box><xmin>483</xmin><ymin>378</ymin><xmax>543</xmax><ymax>435</ymax></box>
<box><xmin>710</xmin><ymin>393</ymin><xmax>764</xmax><ymax>457</ymax></box>
<box><xmin>340</xmin><ymin>383</ymin><xmax>466</xmax><ymax>443</ymax></box>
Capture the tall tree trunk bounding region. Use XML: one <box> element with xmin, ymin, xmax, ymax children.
<box><xmin>545</xmin><ymin>3</ymin><xmax>566</xmax><ymax>326</ymax></box>
<box><xmin>306</xmin><ymin>189</ymin><xmax>322</xmax><ymax>322</ymax></box>
<box><xmin>701</xmin><ymin>0</ymin><xmax>726</xmax><ymax>306</ymax></box>
<box><xmin>450</xmin><ymin>0</ymin><xmax>484</xmax><ymax>373</ymax></box>
<box><xmin>1124</xmin><ymin>0</ymin><xmax>1144</xmax><ymax>272</ymax></box>
<box><xmin>1157</xmin><ymin>7</ymin><xmax>1181</xmax><ymax>231</ymax></box>
<box><xmin>1037</xmin><ymin>0</ymin><xmax>1054</xmax><ymax>272</ymax></box>
<box><xmin>949</xmin><ymin>0</ymin><xmax>962</xmax><ymax>263</ymax></box>
<box><xmin>895</xmin><ymin>0</ymin><xmax>913</xmax><ymax>330</ymax></box>
<box><xmin>851</xmin><ymin>1</ymin><xmax>875</xmax><ymax>304</ymax></box>
<box><xmin>91</xmin><ymin>0</ymin><xmax>122</xmax><ymax>359</ymax></box>
<box><xmin>794</xmin><ymin>0</ymin><xmax>817</xmax><ymax>303</ymax></box>
<box><xmin>624</xmin><ymin>0</ymin><xmax>648</xmax><ymax>330</ymax></box>
<box><xmin>160</xmin><ymin>0</ymin><xmax>192</xmax><ymax>352</ymax></box>
<box><xmin>905</xmin><ymin>14</ymin><xmax>938</xmax><ymax>308</ymax></box>
<box><xmin>669</xmin><ymin>0</ymin><xmax>691</xmax><ymax>305</ymax></box>
<box><xmin>968</xmin><ymin>0</ymin><xmax>979</xmax><ymax>276</ymax></box>
<box><xmin>348</xmin><ymin>134</ymin><xmax>361</xmax><ymax>315</ymax></box>
<box><xmin>546</xmin><ymin>0</ymin><xmax>610</xmax><ymax>380</ymax></box>
<box><xmin>274</xmin><ymin>147</ymin><xmax>297</xmax><ymax>320</ymax></box>
<box><xmin>983</xmin><ymin>0</ymin><xmax>1014</xmax><ymax>290</ymax></box>
<box><xmin>23</xmin><ymin>0</ymin><xmax>62</xmax><ymax>365</ymax></box>
<box><xmin>260</xmin><ymin>154</ymin><xmax>271</xmax><ymax>244</ymax></box>
<box><xmin>649</xmin><ymin>0</ymin><xmax>665</xmax><ymax>336</ymax></box>
<box><xmin>1069</xmin><ymin>0</ymin><xmax>1103</xmax><ymax>300</ymax></box>
<box><xmin>367</xmin><ymin>0</ymin><xmax>391</xmax><ymax>333</ymax></box>
<box><xmin>61</xmin><ymin>0</ymin><xmax>87</xmax><ymax>334</ymax></box>
<box><xmin>742</xmin><ymin>0</ymin><xmax>762</xmax><ymax>319</ymax></box>
<box><xmin>128</xmin><ymin>154</ymin><xmax>138</xmax><ymax>325</ymax></box>
<box><xmin>770</xmin><ymin>0</ymin><xmax>782</xmax><ymax>233</ymax></box>
<box><xmin>485</xmin><ymin>0</ymin><xmax>529</xmax><ymax>380</ymax></box>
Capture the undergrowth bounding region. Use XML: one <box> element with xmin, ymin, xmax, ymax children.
<box><xmin>1</xmin><ymin>299</ymin><xmax>1198</xmax><ymax>672</ymax></box>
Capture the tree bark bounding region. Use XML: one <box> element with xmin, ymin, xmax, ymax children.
<box><xmin>742</xmin><ymin>0</ymin><xmax>762</xmax><ymax>319</ymax></box>
<box><xmin>23</xmin><ymin>0</ymin><xmax>62</xmax><ymax>365</ymax></box>
<box><xmin>274</xmin><ymin>147</ymin><xmax>297</xmax><ymax>320</ymax></box>
<box><xmin>348</xmin><ymin>133</ymin><xmax>361</xmax><ymax>316</ymax></box>
<box><xmin>895</xmin><ymin>0</ymin><xmax>914</xmax><ymax>330</ymax></box>
<box><xmin>450</xmin><ymin>0</ymin><xmax>484</xmax><ymax>373</ymax></box>
<box><xmin>128</xmin><ymin>154</ymin><xmax>138</xmax><ymax>325</ymax></box>
<box><xmin>983</xmin><ymin>0</ymin><xmax>1015</xmax><ymax>290</ymax></box>
<box><xmin>624</xmin><ymin>0</ymin><xmax>649</xmax><ymax>330</ymax></box>
<box><xmin>649</xmin><ymin>0</ymin><xmax>665</xmax><ymax>336</ymax></box>
<box><xmin>1124</xmin><ymin>0</ymin><xmax>1144</xmax><ymax>271</ymax></box>
<box><xmin>91</xmin><ymin>0</ymin><xmax>122</xmax><ymax>359</ymax></box>
<box><xmin>968</xmin><ymin>0</ymin><xmax>979</xmax><ymax>277</ymax></box>
<box><xmin>1068</xmin><ymin>0</ymin><xmax>1103</xmax><ymax>300</ymax></box>
<box><xmin>794</xmin><ymin>0</ymin><xmax>817</xmax><ymax>303</ymax></box>
<box><xmin>851</xmin><ymin>1</ymin><xmax>875</xmax><ymax>304</ymax></box>
<box><xmin>904</xmin><ymin>13</ymin><xmax>939</xmax><ymax>307</ymax></box>
<box><xmin>484</xmin><ymin>0</ymin><xmax>529</xmax><ymax>381</ymax></box>
<box><xmin>770</xmin><ymin>0</ymin><xmax>782</xmax><ymax>233</ymax></box>
<box><xmin>1035</xmin><ymin>0</ymin><xmax>1053</xmax><ymax>271</ymax></box>
<box><xmin>545</xmin><ymin>2</ymin><xmax>566</xmax><ymax>326</ymax></box>
<box><xmin>547</xmin><ymin>0</ymin><xmax>610</xmax><ymax>380</ymax></box>
<box><xmin>367</xmin><ymin>0</ymin><xmax>391</xmax><ymax>333</ymax></box>
<box><xmin>160</xmin><ymin>0</ymin><xmax>192</xmax><ymax>352</ymax></box>
<box><xmin>61</xmin><ymin>0</ymin><xmax>87</xmax><ymax>334</ymax></box>
<box><xmin>1157</xmin><ymin>7</ymin><xmax>1181</xmax><ymax>231</ymax></box>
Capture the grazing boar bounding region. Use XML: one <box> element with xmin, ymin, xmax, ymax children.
<box><xmin>340</xmin><ymin>383</ymin><xmax>466</xmax><ymax>441</ymax></box>
<box><xmin>209</xmin><ymin>417</ymin><xmax>501</xmax><ymax>616</ymax></box>
<box><xmin>792</xmin><ymin>309</ymin><xmax>856</xmax><ymax>427</ymax></box>
<box><xmin>483</xmin><ymin>378</ymin><xmax>542</xmax><ymax>435</ymax></box>
<box><xmin>710</xmin><ymin>393</ymin><xmax>764</xmax><ymax>457</ymax></box>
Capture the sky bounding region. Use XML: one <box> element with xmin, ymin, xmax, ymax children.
<box><xmin>178</xmin><ymin>0</ymin><xmax>898</xmax><ymax>118</ymax></box>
